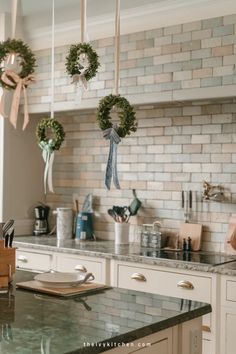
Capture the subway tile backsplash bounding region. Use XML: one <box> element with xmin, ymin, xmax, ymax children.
<box><xmin>28</xmin><ymin>13</ymin><xmax>236</xmax><ymax>251</ymax></box>
<box><xmin>43</xmin><ymin>101</ymin><xmax>236</xmax><ymax>252</ymax></box>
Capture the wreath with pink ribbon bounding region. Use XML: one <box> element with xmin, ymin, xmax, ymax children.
<box><xmin>0</xmin><ymin>38</ymin><xmax>36</xmax><ymax>130</ymax></box>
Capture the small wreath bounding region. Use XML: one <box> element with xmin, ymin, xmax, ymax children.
<box><xmin>97</xmin><ymin>94</ymin><xmax>137</xmax><ymax>138</ymax></box>
<box><xmin>65</xmin><ymin>42</ymin><xmax>100</xmax><ymax>81</ymax></box>
<box><xmin>36</xmin><ymin>118</ymin><xmax>65</xmax><ymax>151</ymax></box>
<box><xmin>0</xmin><ymin>38</ymin><xmax>36</xmax><ymax>89</ymax></box>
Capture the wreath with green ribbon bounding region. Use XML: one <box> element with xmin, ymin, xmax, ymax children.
<box><xmin>36</xmin><ymin>118</ymin><xmax>65</xmax><ymax>151</ymax></box>
<box><xmin>65</xmin><ymin>42</ymin><xmax>100</xmax><ymax>81</ymax></box>
<box><xmin>36</xmin><ymin>118</ymin><xmax>65</xmax><ymax>194</ymax></box>
<box><xmin>0</xmin><ymin>38</ymin><xmax>36</xmax><ymax>89</ymax></box>
<box><xmin>97</xmin><ymin>94</ymin><xmax>137</xmax><ymax>190</ymax></box>
<box><xmin>97</xmin><ymin>94</ymin><xmax>137</xmax><ymax>138</ymax></box>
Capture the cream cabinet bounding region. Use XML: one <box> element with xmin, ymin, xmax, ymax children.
<box><xmin>220</xmin><ymin>275</ymin><xmax>236</xmax><ymax>354</ymax></box>
<box><xmin>16</xmin><ymin>248</ymin><xmax>53</xmax><ymax>272</ymax></box>
<box><xmin>106</xmin><ymin>317</ymin><xmax>202</xmax><ymax>354</ymax></box>
<box><xmin>111</xmin><ymin>260</ymin><xmax>218</xmax><ymax>354</ymax></box>
<box><xmin>54</xmin><ymin>253</ymin><xmax>109</xmax><ymax>284</ymax></box>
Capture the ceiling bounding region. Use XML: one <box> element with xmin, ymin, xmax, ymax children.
<box><xmin>1</xmin><ymin>0</ymin><xmax>236</xmax><ymax>50</ymax></box>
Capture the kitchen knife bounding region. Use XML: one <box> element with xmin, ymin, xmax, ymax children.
<box><xmin>8</xmin><ymin>229</ymin><xmax>14</xmax><ymax>248</ymax></box>
<box><xmin>2</xmin><ymin>220</ymin><xmax>14</xmax><ymax>237</ymax></box>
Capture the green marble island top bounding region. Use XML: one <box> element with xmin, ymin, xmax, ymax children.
<box><xmin>0</xmin><ymin>271</ymin><xmax>211</xmax><ymax>354</ymax></box>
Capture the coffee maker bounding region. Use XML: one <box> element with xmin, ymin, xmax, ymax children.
<box><xmin>33</xmin><ymin>205</ymin><xmax>50</xmax><ymax>236</ymax></box>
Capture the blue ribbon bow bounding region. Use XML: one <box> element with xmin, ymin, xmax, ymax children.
<box><xmin>103</xmin><ymin>127</ymin><xmax>121</xmax><ymax>190</ymax></box>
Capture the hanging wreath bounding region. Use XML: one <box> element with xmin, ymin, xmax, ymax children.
<box><xmin>36</xmin><ymin>118</ymin><xmax>65</xmax><ymax>194</ymax></box>
<box><xmin>0</xmin><ymin>38</ymin><xmax>36</xmax><ymax>130</ymax></box>
<box><xmin>0</xmin><ymin>38</ymin><xmax>36</xmax><ymax>90</ymax></box>
<box><xmin>65</xmin><ymin>43</ymin><xmax>100</xmax><ymax>82</ymax></box>
<box><xmin>97</xmin><ymin>94</ymin><xmax>137</xmax><ymax>190</ymax></box>
<box><xmin>36</xmin><ymin>118</ymin><xmax>65</xmax><ymax>150</ymax></box>
<box><xmin>97</xmin><ymin>94</ymin><xmax>137</xmax><ymax>138</ymax></box>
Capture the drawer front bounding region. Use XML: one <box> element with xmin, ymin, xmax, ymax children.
<box><xmin>55</xmin><ymin>254</ymin><xmax>103</xmax><ymax>283</ymax></box>
<box><xmin>117</xmin><ymin>264</ymin><xmax>211</xmax><ymax>303</ymax></box>
<box><xmin>226</xmin><ymin>280</ymin><xmax>236</xmax><ymax>303</ymax></box>
<box><xmin>16</xmin><ymin>250</ymin><xmax>52</xmax><ymax>271</ymax></box>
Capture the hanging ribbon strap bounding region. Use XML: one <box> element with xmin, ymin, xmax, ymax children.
<box><xmin>39</xmin><ymin>140</ymin><xmax>55</xmax><ymax>194</ymax></box>
<box><xmin>103</xmin><ymin>127</ymin><xmax>121</xmax><ymax>190</ymax></box>
<box><xmin>1</xmin><ymin>70</ymin><xmax>35</xmax><ymax>130</ymax></box>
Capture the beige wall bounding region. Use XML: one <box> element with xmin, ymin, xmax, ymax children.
<box><xmin>0</xmin><ymin>12</ymin><xmax>45</xmax><ymax>233</ymax></box>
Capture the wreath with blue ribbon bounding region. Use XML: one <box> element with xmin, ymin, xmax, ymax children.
<box><xmin>97</xmin><ymin>94</ymin><xmax>137</xmax><ymax>190</ymax></box>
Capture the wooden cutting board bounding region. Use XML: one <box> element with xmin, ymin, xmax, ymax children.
<box><xmin>179</xmin><ymin>223</ymin><xmax>203</xmax><ymax>251</ymax></box>
<box><xmin>16</xmin><ymin>281</ymin><xmax>109</xmax><ymax>297</ymax></box>
<box><xmin>225</xmin><ymin>215</ymin><xmax>236</xmax><ymax>255</ymax></box>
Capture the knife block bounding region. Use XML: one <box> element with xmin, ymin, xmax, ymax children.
<box><xmin>0</xmin><ymin>240</ymin><xmax>16</xmax><ymax>288</ymax></box>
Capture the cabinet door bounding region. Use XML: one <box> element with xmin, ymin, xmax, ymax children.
<box><xmin>221</xmin><ymin>306</ymin><xmax>236</xmax><ymax>354</ymax></box>
<box><xmin>105</xmin><ymin>327</ymin><xmax>175</xmax><ymax>354</ymax></box>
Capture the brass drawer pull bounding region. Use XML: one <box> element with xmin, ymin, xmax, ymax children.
<box><xmin>75</xmin><ymin>265</ymin><xmax>87</xmax><ymax>272</ymax></box>
<box><xmin>202</xmin><ymin>325</ymin><xmax>211</xmax><ymax>333</ymax></box>
<box><xmin>177</xmin><ymin>280</ymin><xmax>194</xmax><ymax>290</ymax></box>
<box><xmin>131</xmin><ymin>273</ymin><xmax>146</xmax><ymax>282</ymax></box>
<box><xmin>17</xmin><ymin>255</ymin><xmax>28</xmax><ymax>263</ymax></box>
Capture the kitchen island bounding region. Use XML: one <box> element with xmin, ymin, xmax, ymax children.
<box><xmin>0</xmin><ymin>270</ymin><xmax>211</xmax><ymax>354</ymax></box>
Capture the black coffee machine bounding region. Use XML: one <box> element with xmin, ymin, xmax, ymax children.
<box><xmin>33</xmin><ymin>205</ymin><xmax>50</xmax><ymax>236</ymax></box>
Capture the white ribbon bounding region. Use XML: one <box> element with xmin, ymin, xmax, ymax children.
<box><xmin>114</xmin><ymin>0</ymin><xmax>120</xmax><ymax>95</ymax></box>
<box><xmin>72</xmin><ymin>53</ymin><xmax>89</xmax><ymax>103</ymax></box>
<box><xmin>39</xmin><ymin>140</ymin><xmax>55</xmax><ymax>194</ymax></box>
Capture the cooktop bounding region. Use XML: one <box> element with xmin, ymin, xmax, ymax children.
<box><xmin>138</xmin><ymin>249</ymin><xmax>235</xmax><ymax>266</ymax></box>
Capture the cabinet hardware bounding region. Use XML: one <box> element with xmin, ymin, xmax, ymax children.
<box><xmin>177</xmin><ymin>280</ymin><xmax>194</xmax><ymax>290</ymax></box>
<box><xmin>75</xmin><ymin>265</ymin><xmax>87</xmax><ymax>272</ymax></box>
<box><xmin>17</xmin><ymin>255</ymin><xmax>28</xmax><ymax>263</ymax></box>
<box><xmin>202</xmin><ymin>325</ymin><xmax>211</xmax><ymax>332</ymax></box>
<box><xmin>131</xmin><ymin>273</ymin><xmax>146</xmax><ymax>282</ymax></box>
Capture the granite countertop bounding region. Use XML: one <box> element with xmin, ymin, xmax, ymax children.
<box><xmin>14</xmin><ymin>236</ymin><xmax>236</xmax><ymax>274</ymax></box>
<box><xmin>0</xmin><ymin>270</ymin><xmax>211</xmax><ymax>354</ymax></box>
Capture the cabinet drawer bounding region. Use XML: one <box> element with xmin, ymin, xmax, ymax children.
<box><xmin>16</xmin><ymin>250</ymin><xmax>52</xmax><ymax>272</ymax></box>
<box><xmin>117</xmin><ymin>264</ymin><xmax>211</xmax><ymax>303</ymax></box>
<box><xmin>55</xmin><ymin>254</ymin><xmax>105</xmax><ymax>283</ymax></box>
<box><xmin>222</xmin><ymin>276</ymin><xmax>236</xmax><ymax>306</ymax></box>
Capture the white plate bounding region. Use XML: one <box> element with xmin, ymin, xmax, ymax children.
<box><xmin>34</xmin><ymin>272</ymin><xmax>94</xmax><ymax>288</ymax></box>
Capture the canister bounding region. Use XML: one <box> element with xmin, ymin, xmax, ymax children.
<box><xmin>76</xmin><ymin>212</ymin><xmax>94</xmax><ymax>240</ymax></box>
<box><xmin>55</xmin><ymin>208</ymin><xmax>73</xmax><ymax>240</ymax></box>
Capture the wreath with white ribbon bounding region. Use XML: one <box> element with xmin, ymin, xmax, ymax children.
<box><xmin>0</xmin><ymin>38</ymin><xmax>36</xmax><ymax>129</ymax></box>
<box><xmin>65</xmin><ymin>43</ymin><xmax>100</xmax><ymax>91</ymax></box>
<box><xmin>36</xmin><ymin>118</ymin><xmax>65</xmax><ymax>193</ymax></box>
<box><xmin>97</xmin><ymin>94</ymin><xmax>137</xmax><ymax>190</ymax></box>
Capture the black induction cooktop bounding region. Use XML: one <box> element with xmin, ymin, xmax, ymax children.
<box><xmin>137</xmin><ymin>249</ymin><xmax>235</xmax><ymax>266</ymax></box>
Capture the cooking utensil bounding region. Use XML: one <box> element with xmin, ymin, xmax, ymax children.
<box><xmin>128</xmin><ymin>189</ymin><xmax>142</xmax><ymax>216</ymax></box>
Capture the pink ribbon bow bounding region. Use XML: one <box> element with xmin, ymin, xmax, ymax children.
<box><xmin>0</xmin><ymin>70</ymin><xmax>35</xmax><ymax>130</ymax></box>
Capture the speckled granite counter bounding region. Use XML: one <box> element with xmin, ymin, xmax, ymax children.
<box><xmin>0</xmin><ymin>271</ymin><xmax>211</xmax><ymax>354</ymax></box>
<box><xmin>14</xmin><ymin>236</ymin><xmax>236</xmax><ymax>274</ymax></box>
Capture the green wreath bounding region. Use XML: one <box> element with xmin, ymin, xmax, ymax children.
<box><xmin>97</xmin><ymin>94</ymin><xmax>137</xmax><ymax>138</ymax></box>
<box><xmin>65</xmin><ymin>42</ymin><xmax>100</xmax><ymax>81</ymax></box>
<box><xmin>36</xmin><ymin>118</ymin><xmax>65</xmax><ymax>151</ymax></box>
<box><xmin>0</xmin><ymin>38</ymin><xmax>36</xmax><ymax>89</ymax></box>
